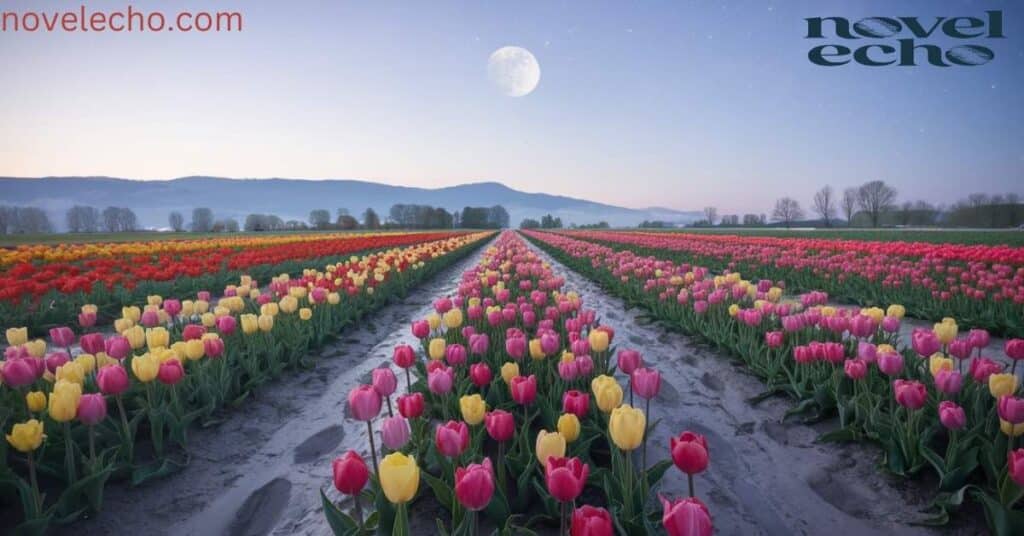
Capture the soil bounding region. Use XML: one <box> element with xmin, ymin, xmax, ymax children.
<box><xmin>53</xmin><ymin>238</ymin><xmax>985</xmax><ymax>536</ymax></box>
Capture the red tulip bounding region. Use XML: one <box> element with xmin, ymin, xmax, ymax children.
<box><xmin>203</xmin><ymin>337</ymin><xmax>225</xmax><ymax>359</ymax></box>
<box><xmin>469</xmin><ymin>362</ymin><xmax>492</xmax><ymax>388</ymax></box>
<box><xmin>393</xmin><ymin>344</ymin><xmax>416</xmax><ymax>368</ymax></box>
<box><xmin>347</xmin><ymin>384</ymin><xmax>382</xmax><ymax>421</ymax></box>
<box><xmin>435</xmin><ymin>420</ymin><xmax>470</xmax><ymax>458</ymax></box>
<box><xmin>1009</xmin><ymin>449</ymin><xmax>1024</xmax><ymax>487</ymax></box>
<box><xmin>484</xmin><ymin>409</ymin><xmax>515</xmax><ymax>442</ymax></box>
<box><xmin>182</xmin><ymin>324</ymin><xmax>206</xmax><ymax>341</ymax></box>
<box><xmin>97</xmin><ymin>364</ymin><xmax>130</xmax><ymax>395</ymax></box>
<box><xmin>545</xmin><ymin>456</ymin><xmax>589</xmax><ymax>502</ymax></box>
<box><xmin>893</xmin><ymin>380</ymin><xmax>927</xmax><ymax>410</ymax></box>
<box><xmin>397</xmin><ymin>392</ymin><xmax>425</xmax><ymax>419</ymax></box>
<box><xmin>510</xmin><ymin>374</ymin><xmax>537</xmax><ymax>405</ymax></box>
<box><xmin>455</xmin><ymin>458</ymin><xmax>495</xmax><ymax>511</ymax></box>
<box><xmin>332</xmin><ymin>450</ymin><xmax>369</xmax><ymax>495</ymax></box>
<box><xmin>563</xmin><ymin>390</ymin><xmax>590</xmax><ymax>418</ymax></box>
<box><xmin>1007</xmin><ymin>339</ymin><xmax>1024</xmax><ymax>361</ymax></box>
<box><xmin>158</xmin><ymin>358</ymin><xmax>184</xmax><ymax>385</ymax></box>
<box><xmin>411</xmin><ymin>320</ymin><xmax>430</xmax><ymax>339</ymax></box>
<box><xmin>571</xmin><ymin>505</ymin><xmax>613</xmax><ymax>536</ymax></box>
<box><xmin>671</xmin><ymin>431</ymin><xmax>709</xmax><ymax>475</ymax></box>
<box><xmin>660</xmin><ymin>495</ymin><xmax>713</xmax><ymax>536</ymax></box>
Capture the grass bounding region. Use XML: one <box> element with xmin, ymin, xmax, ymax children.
<box><xmin>634</xmin><ymin>227</ymin><xmax>1024</xmax><ymax>246</ymax></box>
<box><xmin>0</xmin><ymin>229</ymin><xmax>392</xmax><ymax>247</ymax></box>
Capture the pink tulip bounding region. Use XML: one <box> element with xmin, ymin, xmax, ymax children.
<box><xmin>999</xmin><ymin>396</ymin><xmax>1024</xmax><ymax>425</ymax></box>
<box><xmin>660</xmin><ymin>495</ymin><xmax>713</xmax><ymax>536</ymax></box>
<box><xmin>1007</xmin><ymin>339</ymin><xmax>1024</xmax><ymax>361</ymax></box>
<box><xmin>45</xmin><ymin>351</ymin><xmax>70</xmax><ymax>374</ymax></box>
<box><xmin>1009</xmin><ymin>449</ymin><xmax>1024</xmax><ymax>487</ymax></box>
<box><xmin>203</xmin><ymin>337</ymin><xmax>225</xmax><ymax>358</ymax></box>
<box><xmin>158</xmin><ymin>359</ymin><xmax>184</xmax><ymax>385</ymax></box>
<box><xmin>163</xmin><ymin>299</ymin><xmax>182</xmax><ymax>316</ymax></box>
<box><xmin>934</xmin><ymin>370</ymin><xmax>963</xmax><ymax>395</ymax></box>
<box><xmin>1</xmin><ymin>358</ymin><xmax>39</xmax><ymax>387</ymax></box>
<box><xmin>380</xmin><ymin>416</ymin><xmax>411</xmax><ymax>450</ymax></box>
<box><xmin>182</xmin><ymin>324</ymin><xmax>206</xmax><ymax>341</ymax></box>
<box><xmin>575</xmin><ymin>354</ymin><xmax>595</xmax><ymax>376</ymax></box>
<box><xmin>631</xmin><ymin>367</ymin><xmax>661</xmax><ymax>399</ymax></box>
<box><xmin>764</xmin><ymin>331</ymin><xmax>783</xmax><ymax>349</ymax></box>
<box><xmin>77</xmin><ymin>393</ymin><xmax>108</xmax><ymax>425</ymax></box>
<box><xmin>78</xmin><ymin>311</ymin><xmax>97</xmax><ymax>328</ymax></box>
<box><xmin>844</xmin><ymin>359</ymin><xmax>867</xmax><ymax>381</ymax></box>
<box><xmin>506</xmin><ymin>336</ymin><xmax>527</xmax><ymax>360</ymax></box>
<box><xmin>878</xmin><ymin>351</ymin><xmax>904</xmax><ymax>377</ymax></box>
<box><xmin>216</xmin><ymin>315</ymin><xmax>237</xmax><ymax>335</ymax></box>
<box><xmin>558</xmin><ymin>359</ymin><xmax>580</xmax><ymax>381</ymax></box>
<box><xmin>469</xmin><ymin>333</ymin><xmax>489</xmax><ymax>355</ymax></box>
<box><xmin>97</xmin><ymin>365</ymin><xmax>130</xmax><ymax>395</ymax></box>
<box><xmin>445</xmin><ymin>344</ymin><xmax>467</xmax><ymax>366</ymax></box>
<box><xmin>455</xmin><ymin>458</ymin><xmax>495</xmax><ymax>511</ymax></box>
<box><xmin>938</xmin><ymin>401</ymin><xmax>966</xmax><ymax>430</ymax></box>
<box><xmin>104</xmin><ymin>336</ymin><xmax>132</xmax><ymax>360</ymax></box>
<box><xmin>49</xmin><ymin>326</ymin><xmax>75</xmax><ymax>348</ymax></box>
<box><xmin>969</xmin><ymin>357</ymin><xmax>1002</xmax><ymax>383</ymax></box>
<box><xmin>617</xmin><ymin>349</ymin><xmax>642</xmax><ymax>375</ymax></box>
<box><xmin>911</xmin><ymin>329</ymin><xmax>940</xmax><ymax>357</ymax></box>
<box><xmin>347</xmin><ymin>384</ymin><xmax>382</xmax><ymax>421</ymax></box>
<box><xmin>948</xmin><ymin>339</ymin><xmax>972</xmax><ymax>360</ymax></box>
<box><xmin>428</xmin><ymin>366</ymin><xmax>455</xmax><ymax>395</ymax></box>
<box><xmin>411</xmin><ymin>320</ymin><xmax>430</xmax><ymax>339</ymax></box>
<box><xmin>372</xmin><ymin>368</ymin><xmax>397</xmax><ymax>397</ymax></box>
<box><xmin>435</xmin><ymin>420</ymin><xmax>469</xmax><ymax>458</ymax></box>
<box><xmin>141</xmin><ymin>310</ymin><xmax>160</xmax><ymax>328</ymax></box>
<box><xmin>80</xmin><ymin>332</ymin><xmax>105</xmax><ymax>355</ymax></box>
<box><xmin>968</xmin><ymin>329</ymin><xmax>990</xmax><ymax>350</ymax></box>
<box><xmin>893</xmin><ymin>380</ymin><xmax>927</xmax><ymax>410</ymax></box>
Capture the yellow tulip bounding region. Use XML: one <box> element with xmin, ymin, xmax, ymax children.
<box><xmin>379</xmin><ymin>452</ymin><xmax>420</xmax><ymax>504</ymax></box>
<box><xmin>289</xmin><ymin>286</ymin><xmax>308</xmax><ymax>300</ymax></box>
<box><xmin>48</xmin><ymin>380</ymin><xmax>82</xmax><ymax>422</ymax></box>
<box><xmin>728</xmin><ymin>304</ymin><xmax>740</xmax><ymax>317</ymax></box>
<box><xmin>877</xmin><ymin>344</ymin><xmax>896</xmax><ymax>355</ymax></box>
<box><xmin>500</xmin><ymin>362</ymin><xmax>520</xmax><ymax>384</ymax></box>
<box><xmin>170</xmin><ymin>341</ymin><xmax>188</xmax><ymax>360</ymax></box>
<box><xmin>81</xmin><ymin>304</ymin><xmax>98</xmax><ymax>314</ymax></box>
<box><xmin>460</xmin><ymin>394</ymin><xmax>486</xmax><ymax>425</ymax></box>
<box><xmin>25</xmin><ymin>391</ymin><xmax>46</xmax><ymax>413</ymax></box>
<box><xmin>560</xmin><ymin>351</ymin><xmax>575</xmax><ymax>364</ymax></box>
<box><xmin>1002</xmin><ymin>419</ymin><xmax>1024</xmax><ymax>437</ymax></box>
<box><xmin>124</xmin><ymin>325</ymin><xmax>146</xmax><ymax>349</ymax></box>
<box><xmin>24</xmin><ymin>339</ymin><xmax>47</xmax><ymax>358</ymax></box>
<box><xmin>6</xmin><ymin>419</ymin><xmax>45</xmax><ymax>453</ymax></box>
<box><xmin>132</xmin><ymin>352</ymin><xmax>160</xmax><ymax>383</ymax></box>
<box><xmin>299</xmin><ymin>308</ymin><xmax>313</xmax><ymax>321</ymax></box>
<box><xmin>609</xmin><ymin>404</ymin><xmax>646</xmax><ymax>451</ymax></box>
<box><xmin>261</xmin><ymin>303</ymin><xmax>280</xmax><ymax>317</ymax></box>
<box><xmin>55</xmin><ymin>361</ymin><xmax>85</xmax><ymax>385</ymax></box>
<box><xmin>426</xmin><ymin>313</ymin><xmax>441</xmax><ymax>331</ymax></box>
<box><xmin>214</xmin><ymin>306</ymin><xmax>231</xmax><ymax>318</ymax></box>
<box><xmin>887</xmin><ymin>304</ymin><xmax>906</xmax><ymax>319</ymax></box>
<box><xmin>185</xmin><ymin>339</ymin><xmax>205</xmax><ymax>361</ymax></box>
<box><xmin>933</xmin><ymin>321</ymin><xmax>958</xmax><ymax>345</ymax></box>
<box><xmin>181</xmin><ymin>300</ymin><xmax>195</xmax><ymax>317</ymax></box>
<box><xmin>820</xmin><ymin>306</ymin><xmax>836</xmax><ymax>317</ymax></box>
<box><xmin>535</xmin><ymin>429</ymin><xmax>567</xmax><ymax>464</ymax></box>
<box><xmin>767</xmin><ymin>287</ymin><xmax>783</xmax><ymax>302</ymax></box>
<box><xmin>114</xmin><ymin>318</ymin><xmax>135</xmax><ymax>333</ymax></box>
<box><xmin>154</xmin><ymin>347</ymin><xmax>178</xmax><ymax>364</ymax></box>
<box><xmin>280</xmin><ymin>296</ymin><xmax>299</xmax><ymax>314</ymax></box>
<box><xmin>95</xmin><ymin>352</ymin><xmax>117</xmax><ymax>368</ymax></box>
<box><xmin>240</xmin><ymin>314</ymin><xmax>259</xmax><ymax>335</ymax></box>
<box><xmin>122</xmin><ymin>306</ymin><xmax>141</xmax><ymax>322</ymax></box>
<box><xmin>557</xmin><ymin>414</ymin><xmax>581</xmax><ymax>443</ymax></box>
<box><xmin>201</xmin><ymin>312</ymin><xmax>216</xmax><ymax>327</ymax></box>
<box><xmin>327</xmin><ymin>292</ymin><xmax>341</xmax><ymax>305</ymax></box>
<box><xmin>258</xmin><ymin>314</ymin><xmax>275</xmax><ymax>333</ymax></box>
<box><xmin>146</xmin><ymin>327</ymin><xmax>170</xmax><ymax>350</ymax></box>
<box><xmin>75</xmin><ymin>353</ymin><xmax>97</xmax><ymax>373</ymax></box>
<box><xmin>929</xmin><ymin>354</ymin><xmax>954</xmax><ymax>377</ymax></box>
<box><xmin>443</xmin><ymin>309</ymin><xmax>463</xmax><ymax>329</ymax></box>
<box><xmin>195</xmin><ymin>300</ymin><xmax>210</xmax><ymax>314</ymax></box>
<box><xmin>428</xmin><ymin>338</ymin><xmax>446</xmax><ymax>360</ymax></box>
<box><xmin>591</xmin><ymin>375</ymin><xmax>623</xmax><ymax>413</ymax></box>
<box><xmin>147</xmin><ymin>295</ymin><xmax>163</xmax><ymax>306</ymax></box>
<box><xmin>529</xmin><ymin>339</ymin><xmax>545</xmax><ymax>360</ymax></box>
<box><xmin>990</xmin><ymin>373</ymin><xmax>1018</xmax><ymax>398</ymax></box>
<box><xmin>588</xmin><ymin>330</ymin><xmax>609</xmax><ymax>353</ymax></box>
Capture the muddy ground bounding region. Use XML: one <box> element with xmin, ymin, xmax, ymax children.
<box><xmin>56</xmin><ymin>238</ymin><xmax>985</xmax><ymax>536</ymax></box>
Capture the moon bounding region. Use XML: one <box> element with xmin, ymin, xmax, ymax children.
<box><xmin>487</xmin><ymin>46</ymin><xmax>541</xmax><ymax>97</ymax></box>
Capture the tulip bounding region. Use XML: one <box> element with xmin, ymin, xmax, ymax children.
<box><xmin>536</xmin><ymin>429</ymin><xmax>567</xmax><ymax>464</ymax></box>
<box><xmin>877</xmin><ymin>351</ymin><xmax>904</xmax><ymax>377</ymax></box>
<box><xmin>428</xmin><ymin>338</ymin><xmax>446</xmax><ymax>360</ymax></box>
<box><xmin>428</xmin><ymin>366</ymin><xmax>455</xmax><ymax>395</ymax></box>
<box><xmin>397</xmin><ymin>392</ymin><xmax>425</xmax><ymax>419</ymax></box>
<box><xmin>893</xmin><ymin>380</ymin><xmax>927</xmax><ymax>410</ymax></box>
<box><xmin>506</xmin><ymin>336</ymin><xmax>527</xmax><ymax>360</ymax></box>
<box><xmin>970</xmin><ymin>357</ymin><xmax>1002</xmax><ymax>384</ymax></box>
<box><xmin>378</xmin><ymin>451</ymin><xmax>420</xmax><ymax>504</ymax></box>
<box><xmin>411</xmin><ymin>320</ymin><xmax>430</xmax><ymax>339</ymax></box>
<box><xmin>844</xmin><ymin>359</ymin><xmax>867</xmax><ymax>381</ymax></box>
<box><xmin>881</xmin><ymin>316</ymin><xmax>901</xmax><ymax>333</ymax></box>
<box><xmin>588</xmin><ymin>329</ymin><xmax>609</xmax><ymax>353</ymax></box>
<box><xmin>591</xmin><ymin>375</ymin><xmax>623</xmax><ymax>413</ymax></box>
<box><xmin>469</xmin><ymin>362</ymin><xmax>492</xmax><ymax>388</ymax></box>
<box><xmin>372</xmin><ymin>368</ymin><xmax>397</xmax><ymax>397</ymax></box>
<box><xmin>911</xmin><ymin>329</ymin><xmax>940</xmax><ymax>357</ymax></box>
<box><xmin>158</xmin><ymin>358</ymin><xmax>184</xmax><ymax>385</ymax></box>
<box><xmin>103</xmin><ymin>336</ymin><xmax>131</xmax><ymax>360</ymax></box>
<box><xmin>485</xmin><ymin>409</ymin><xmax>515</xmax><ymax>442</ymax></box>
<box><xmin>80</xmin><ymin>332</ymin><xmax>106</xmax><ymax>354</ymax></box>
<box><xmin>445</xmin><ymin>343</ymin><xmax>467</xmax><ymax>366</ymax></box>
<box><xmin>510</xmin><ymin>374</ymin><xmax>537</xmax><ymax>405</ymax></box>
<box><xmin>393</xmin><ymin>344</ymin><xmax>416</xmax><ymax>368</ymax></box>
<box><xmin>563</xmin><ymin>390</ymin><xmax>590</xmax><ymax>418</ymax></box>
<box><xmin>948</xmin><ymin>339</ymin><xmax>972</xmax><ymax>360</ymax></box>
<box><xmin>546</xmin><ymin>456</ymin><xmax>589</xmax><ymax>502</ymax></box>
<box><xmin>49</xmin><ymin>326</ymin><xmax>75</xmax><ymax>348</ymax></box>
<box><xmin>990</xmin><ymin>373</ymin><xmax>1019</xmax><ymax>399</ymax></box>
<box><xmin>1007</xmin><ymin>339</ymin><xmax>1024</xmax><ymax>361</ymax></box>
<box><xmin>575</xmin><ymin>354</ymin><xmax>595</xmax><ymax>376</ymax></box>
<box><xmin>661</xmin><ymin>495</ymin><xmax>713</xmax><ymax>536</ymax></box>
<box><xmin>6</xmin><ymin>327</ymin><xmax>28</xmax><ymax>346</ymax></box>
<box><xmin>500</xmin><ymin>362</ymin><xmax>520</xmax><ymax>384</ymax></box>
<box><xmin>609</xmin><ymin>405</ymin><xmax>646</xmax><ymax>451</ymax></box>
<box><xmin>1002</xmin><ymin>420</ymin><xmax>1024</xmax><ymax>437</ymax></box>
<box><xmin>938</xmin><ymin>401</ymin><xmax>966</xmax><ymax>430</ymax></box>
<box><xmin>332</xmin><ymin>450</ymin><xmax>369</xmax><ymax>495</ymax></box>
<box><xmin>146</xmin><ymin>327</ymin><xmax>170</xmax><ymax>349</ymax></box>
<box><xmin>435</xmin><ymin>420</ymin><xmax>470</xmax><ymax>458</ymax></box>
<box><xmin>1009</xmin><ymin>449</ymin><xmax>1024</xmax><ymax>487</ymax></box>
<box><xmin>929</xmin><ymin>355</ymin><xmax>954</xmax><ymax>377</ymax></box>
<box><xmin>455</xmin><ymin>458</ymin><xmax>495</xmax><ymax>511</ymax></box>
<box><xmin>933</xmin><ymin>320</ymin><xmax>958</xmax><ymax>345</ymax></box>
<box><xmin>48</xmin><ymin>380</ymin><xmax>82</xmax><ymax>423</ymax></box>
<box><xmin>6</xmin><ymin>419</ymin><xmax>44</xmax><ymax>453</ymax></box>
<box><xmin>25</xmin><ymin>391</ymin><xmax>46</xmax><ymax>413</ymax></box>
<box><xmin>1000</xmin><ymin>396</ymin><xmax>1024</xmax><ymax>425</ymax></box>
<box><xmin>78</xmin><ymin>311</ymin><xmax>97</xmax><ymax>328</ymax></box>
<box><xmin>216</xmin><ymin>315</ymin><xmax>237</xmax><ymax>335</ymax></box>
<box><xmin>671</xmin><ymin>431</ymin><xmax>709</xmax><ymax>476</ymax></box>
<box><xmin>97</xmin><ymin>364</ymin><xmax>130</xmax><ymax>395</ymax></box>
<box><xmin>571</xmin><ymin>505</ymin><xmax>613</xmax><ymax>536</ymax></box>
<box><xmin>557</xmin><ymin>413</ymin><xmax>581</xmax><ymax>443</ymax></box>
<box><xmin>348</xmin><ymin>385</ymin><xmax>382</xmax><ymax>421</ymax></box>
<box><xmin>934</xmin><ymin>370</ymin><xmax>963</xmax><ymax>395</ymax></box>
<box><xmin>460</xmin><ymin>394</ymin><xmax>486</xmax><ymax>426</ymax></box>
<box><xmin>203</xmin><ymin>337</ymin><xmax>225</xmax><ymax>359</ymax></box>
<box><xmin>617</xmin><ymin>349</ymin><xmax>642</xmax><ymax>374</ymax></box>
<box><xmin>2</xmin><ymin>357</ymin><xmax>38</xmax><ymax>388</ymax></box>
<box><xmin>77</xmin><ymin>393</ymin><xmax>108</xmax><ymax>426</ymax></box>
<box><xmin>381</xmin><ymin>416</ymin><xmax>411</xmax><ymax>450</ymax></box>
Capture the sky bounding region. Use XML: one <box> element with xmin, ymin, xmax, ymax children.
<box><xmin>1</xmin><ymin>0</ymin><xmax>1022</xmax><ymax>214</ymax></box>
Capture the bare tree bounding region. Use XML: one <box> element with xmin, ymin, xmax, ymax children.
<box><xmin>703</xmin><ymin>206</ymin><xmax>718</xmax><ymax>226</ymax></box>
<box><xmin>812</xmin><ymin>186</ymin><xmax>836</xmax><ymax>227</ymax></box>
<box><xmin>66</xmin><ymin>206</ymin><xmax>100</xmax><ymax>233</ymax></box>
<box><xmin>117</xmin><ymin>208</ymin><xmax>137</xmax><ymax>231</ymax></box>
<box><xmin>841</xmin><ymin>188</ymin><xmax>858</xmax><ymax>225</ymax></box>
<box><xmin>191</xmin><ymin>208</ymin><xmax>214</xmax><ymax>232</ymax></box>
<box><xmin>772</xmin><ymin>197</ymin><xmax>804</xmax><ymax>228</ymax></box>
<box><xmin>102</xmin><ymin>206</ymin><xmax>121</xmax><ymax>232</ymax></box>
<box><xmin>857</xmin><ymin>180</ymin><xmax>897</xmax><ymax>228</ymax></box>
<box><xmin>309</xmin><ymin>209</ymin><xmax>331</xmax><ymax>229</ymax></box>
<box><xmin>1007</xmin><ymin>193</ymin><xmax>1020</xmax><ymax>226</ymax></box>
<box><xmin>169</xmin><ymin>211</ymin><xmax>185</xmax><ymax>232</ymax></box>
<box><xmin>0</xmin><ymin>206</ymin><xmax>12</xmax><ymax>235</ymax></box>
<box><xmin>363</xmin><ymin>208</ymin><xmax>381</xmax><ymax>229</ymax></box>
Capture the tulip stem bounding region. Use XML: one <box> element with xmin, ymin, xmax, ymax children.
<box><xmin>27</xmin><ymin>452</ymin><xmax>41</xmax><ymax>517</ymax></box>
<box><xmin>88</xmin><ymin>425</ymin><xmax>97</xmax><ymax>466</ymax></box>
<box><xmin>559</xmin><ymin>501</ymin><xmax>567</xmax><ymax>536</ymax></box>
<box><xmin>622</xmin><ymin>449</ymin><xmax>634</xmax><ymax>519</ymax></box>
<box><xmin>353</xmin><ymin>493</ymin><xmax>364</xmax><ymax>527</ymax></box>
<box><xmin>497</xmin><ymin>441</ymin><xmax>507</xmax><ymax>495</ymax></box>
<box><xmin>63</xmin><ymin>422</ymin><xmax>77</xmax><ymax>484</ymax></box>
<box><xmin>116</xmin><ymin>395</ymin><xmax>134</xmax><ymax>463</ymax></box>
<box><xmin>688</xmin><ymin>473</ymin><xmax>695</xmax><ymax>497</ymax></box>
<box><xmin>367</xmin><ymin>421</ymin><xmax>380</xmax><ymax>476</ymax></box>
<box><xmin>385</xmin><ymin>396</ymin><xmax>394</xmax><ymax>418</ymax></box>
<box><xmin>405</xmin><ymin>368</ymin><xmax>412</xmax><ymax>391</ymax></box>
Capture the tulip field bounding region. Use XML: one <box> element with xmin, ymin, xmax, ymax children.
<box><xmin>3</xmin><ymin>226</ymin><xmax>1023</xmax><ymax>535</ymax></box>
<box><xmin>0</xmin><ymin>231</ymin><xmax>492</xmax><ymax>535</ymax></box>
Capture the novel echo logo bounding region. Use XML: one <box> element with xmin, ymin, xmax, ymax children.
<box><xmin>805</xmin><ymin>11</ymin><xmax>1004</xmax><ymax>67</ymax></box>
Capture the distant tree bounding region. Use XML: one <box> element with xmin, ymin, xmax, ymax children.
<box><xmin>309</xmin><ymin>209</ymin><xmax>331</xmax><ymax>229</ymax></box>
<box><xmin>857</xmin><ymin>181</ymin><xmax>897</xmax><ymax>228</ymax></box>
<box><xmin>102</xmin><ymin>206</ymin><xmax>121</xmax><ymax>232</ymax></box>
<box><xmin>720</xmin><ymin>215</ymin><xmax>739</xmax><ymax>226</ymax></box>
<box><xmin>224</xmin><ymin>219</ymin><xmax>240</xmax><ymax>232</ymax></box>
<box><xmin>539</xmin><ymin>214</ymin><xmax>564</xmax><ymax>229</ymax></box>
<box><xmin>191</xmin><ymin>207</ymin><xmax>214</xmax><ymax>232</ymax></box>
<box><xmin>811</xmin><ymin>186</ymin><xmax>836</xmax><ymax>227</ymax></box>
<box><xmin>742</xmin><ymin>214</ymin><xmax>760</xmax><ymax>226</ymax></box>
<box><xmin>337</xmin><ymin>214</ymin><xmax>359</xmax><ymax>230</ymax></box>
<box><xmin>8</xmin><ymin>207</ymin><xmax>53</xmax><ymax>234</ymax></box>
<box><xmin>117</xmin><ymin>208</ymin><xmax>138</xmax><ymax>231</ymax></box>
<box><xmin>1007</xmin><ymin>193</ymin><xmax>1021</xmax><ymax>227</ymax></box>
<box><xmin>488</xmin><ymin>205</ymin><xmax>511</xmax><ymax>228</ymax></box>
<box><xmin>520</xmin><ymin>218</ymin><xmax>541</xmax><ymax>229</ymax></box>
<box><xmin>703</xmin><ymin>207</ymin><xmax>718</xmax><ymax>226</ymax></box>
<box><xmin>639</xmin><ymin>220</ymin><xmax>668</xmax><ymax>228</ymax></box>
<box><xmin>336</xmin><ymin>208</ymin><xmax>350</xmax><ymax>218</ymax></box>
<box><xmin>169</xmin><ymin>211</ymin><xmax>185</xmax><ymax>232</ymax></box>
<box><xmin>66</xmin><ymin>206</ymin><xmax>100</xmax><ymax>233</ymax></box>
<box><xmin>363</xmin><ymin>208</ymin><xmax>381</xmax><ymax>229</ymax></box>
<box><xmin>285</xmin><ymin>220</ymin><xmax>307</xmax><ymax>230</ymax></box>
<box><xmin>772</xmin><ymin>197</ymin><xmax>804</xmax><ymax>228</ymax></box>
<box><xmin>0</xmin><ymin>206</ymin><xmax>12</xmax><ymax>234</ymax></box>
<box><xmin>898</xmin><ymin>202</ymin><xmax>913</xmax><ymax>226</ymax></box>
<box><xmin>841</xmin><ymin>188</ymin><xmax>858</xmax><ymax>225</ymax></box>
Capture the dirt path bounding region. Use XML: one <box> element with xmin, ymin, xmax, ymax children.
<box><xmin>56</xmin><ymin>244</ymin><xmax>493</xmax><ymax>536</ymax></box>
<box><xmin>525</xmin><ymin>240</ymin><xmax>976</xmax><ymax>536</ymax></box>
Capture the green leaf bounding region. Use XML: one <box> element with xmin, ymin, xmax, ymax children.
<box><xmin>320</xmin><ymin>488</ymin><xmax>360</xmax><ymax>536</ymax></box>
<box><xmin>421</xmin><ymin>470</ymin><xmax>455</xmax><ymax>515</ymax></box>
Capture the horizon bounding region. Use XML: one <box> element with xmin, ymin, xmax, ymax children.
<box><xmin>2</xmin><ymin>0</ymin><xmax>1023</xmax><ymax>214</ymax></box>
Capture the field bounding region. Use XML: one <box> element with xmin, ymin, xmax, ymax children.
<box><xmin>649</xmin><ymin>227</ymin><xmax>1024</xmax><ymax>246</ymax></box>
<box><xmin>2</xmin><ymin>228</ymin><xmax>1023</xmax><ymax>535</ymax></box>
